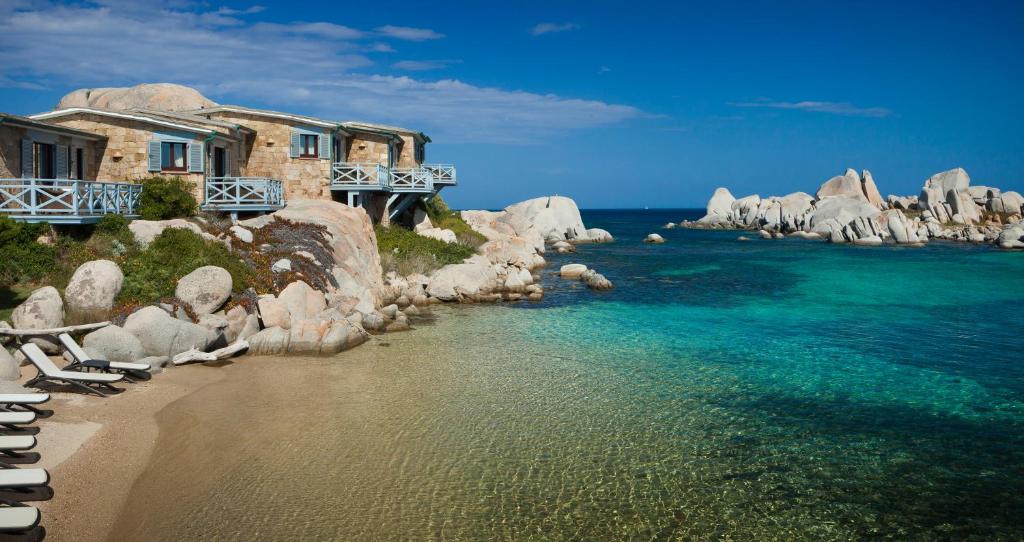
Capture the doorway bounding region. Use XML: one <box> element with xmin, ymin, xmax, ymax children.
<box><xmin>213</xmin><ymin>147</ymin><xmax>227</xmax><ymax>177</ymax></box>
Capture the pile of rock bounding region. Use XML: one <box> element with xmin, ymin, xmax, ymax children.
<box><xmin>684</xmin><ymin>168</ymin><xmax>1024</xmax><ymax>249</ymax></box>
<box><xmin>559</xmin><ymin>264</ymin><xmax>613</xmax><ymax>290</ymax></box>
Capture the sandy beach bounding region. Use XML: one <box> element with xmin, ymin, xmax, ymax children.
<box><xmin>23</xmin><ymin>361</ymin><xmax>227</xmax><ymax>540</ymax></box>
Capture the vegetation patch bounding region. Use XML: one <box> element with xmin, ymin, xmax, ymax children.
<box><xmin>137</xmin><ymin>176</ymin><xmax>198</xmax><ymax>220</ymax></box>
<box><xmin>119</xmin><ymin>228</ymin><xmax>250</xmax><ymax>303</ymax></box>
<box><xmin>241</xmin><ymin>217</ymin><xmax>338</xmax><ymax>294</ymax></box>
<box><xmin>424</xmin><ymin>197</ymin><xmax>487</xmax><ymax>247</ymax></box>
<box><xmin>376</xmin><ymin>224</ymin><xmax>475</xmax><ymax>276</ymax></box>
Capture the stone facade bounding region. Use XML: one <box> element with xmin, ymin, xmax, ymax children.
<box><xmin>343</xmin><ymin>130</ymin><xmax>393</xmax><ymax>166</ymax></box>
<box><xmin>197</xmin><ymin>111</ymin><xmax>334</xmax><ymax>201</ymax></box>
<box><xmin>0</xmin><ymin>123</ymin><xmax>101</xmax><ymax>180</ymax></box>
<box><xmin>41</xmin><ymin>112</ymin><xmax>241</xmax><ymax>202</ymax></box>
<box><xmin>394</xmin><ymin>134</ymin><xmax>425</xmax><ymax>168</ymax></box>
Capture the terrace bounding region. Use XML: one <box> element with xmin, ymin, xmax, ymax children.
<box><xmin>0</xmin><ymin>179</ymin><xmax>142</xmax><ymax>224</ymax></box>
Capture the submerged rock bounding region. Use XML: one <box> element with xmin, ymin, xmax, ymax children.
<box><xmin>643</xmin><ymin>233</ymin><xmax>665</xmax><ymax>243</ymax></box>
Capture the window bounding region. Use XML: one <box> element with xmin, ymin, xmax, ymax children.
<box><xmin>300</xmin><ymin>134</ymin><xmax>319</xmax><ymax>158</ymax></box>
<box><xmin>415</xmin><ymin>143</ymin><xmax>425</xmax><ymax>164</ymax></box>
<box><xmin>161</xmin><ymin>142</ymin><xmax>187</xmax><ymax>171</ymax></box>
<box><xmin>33</xmin><ymin>142</ymin><xmax>56</xmax><ymax>179</ymax></box>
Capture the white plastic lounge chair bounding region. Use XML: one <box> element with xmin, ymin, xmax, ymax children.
<box><xmin>57</xmin><ymin>333</ymin><xmax>152</xmax><ymax>381</ymax></box>
<box><xmin>0</xmin><ymin>413</ymin><xmax>35</xmax><ymax>427</ymax></box>
<box><xmin>0</xmin><ymin>436</ymin><xmax>37</xmax><ymax>469</ymax></box>
<box><xmin>0</xmin><ymin>394</ymin><xmax>51</xmax><ymax>418</ymax></box>
<box><xmin>0</xmin><ymin>469</ymin><xmax>47</xmax><ymax>488</ymax></box>
<box><xmin>20</xmin><ymin>343</ymin><xmax>124</xmax><ymax>397</ymax></box>
<box><xmin>0</xmin><ymin>502</ymin><xmax>40</xmax><ymax>533</ymax></box>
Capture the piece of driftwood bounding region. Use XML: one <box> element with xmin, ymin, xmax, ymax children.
<box><xmin>172</xmin><ymin>339</ymin><xmax>250</xmax><ymax>366</ymax></box>
<box><xmin>0</xmin><ymin>321</ymin><xmax>110</xmax><ymax>337</ymax></box>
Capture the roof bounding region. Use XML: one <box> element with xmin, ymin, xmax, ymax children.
<box><xmin>186</xmin><ymin>105</ymin><xmax>431</xmax><ymax>143</ymax></box>
<box><xmin>185</xmin><ymin>105</ymin><xmax>343</xmax><ymax>131</ymax></box>
<box><xmin>341</xmin><ymin>121</ymin><xmax>430</xmax><ymax>143</ymax></box>
<box><xmin>28</xmin><ymin>108</ymin><xmax>237</xmax><ymax>140</ymax></box>
<box><xmin>133</xmin><ymin>109</ymin><xmax>256</xmax><ymax>134</ymax></box>
<box><xmin>0</xmin><ymin>112</ymin><xmax>107</xmax><ymax>141</ymax></box>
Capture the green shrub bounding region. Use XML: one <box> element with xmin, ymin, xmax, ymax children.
<box><xmin>137</xmin><ymin>176</ymin><xmax>197</xmax><ymax>220</ymax></box>
<box><xmin>0</xmin><ymin>216</ymin><xmax>55</xmax><ymax>284</ymax></box>
<box><xmin>119</xmin><ymin>228</ymin><xmax>250</xmax><ymax>302</ymax></box>
<box><xmin>423</xmin><ymin>197</ymin><xmax>486</xmax><ymax>247</ymax></box>
<box><xmin>375</xmin><ymin>224</ymin><xmax>475</xmax><ymax>276</ymax></box>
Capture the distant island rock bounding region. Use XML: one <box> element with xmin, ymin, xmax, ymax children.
<box><xmin>683</xmin><ymin>168</ymin><xmax>1024</xmax><ymax>249</ymax></box>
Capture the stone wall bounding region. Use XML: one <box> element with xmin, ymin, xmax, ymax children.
<box><xmin>200</xmin><ymin>111</ymin><xmax>334</xmax><ymax>201</ymax></box>
<box><xmin>41</xmin><ymin>113</ymin><xmax>238</xmax><ymax>202</ymax></box>
<box><xmin>394</xmin><ymin>134</ymin><xmax>422</xmax><ymax>168</ymax></box>
<box><xmin>344</xmin><ymin>131</ymin><xmax>392</xmax><ymax>166</ymax></box>
<box><xmin>0</xmin><ymin>125</ymin><xmax>21</xmax><ymax>178</ymax></box>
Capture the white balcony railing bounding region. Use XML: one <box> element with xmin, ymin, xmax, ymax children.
<box><xmin>0</xmin><ymin>178</ymin><xmax>142</xmax><ymax>222</ymax></box>
<box><xmin>202</xmin><ymin>177</ymin><xmax>284</xmax><ymax>210</ymax></box>
<box><xmin>331</xmin><ymin>163</ymin><xmax>390</xmax><ymax>190</ymax></box>
<box><xmin>390</xmin><ymin>167</ymin><xmax>434</xmax><ymax>192</ymax></box>
<box><xmin>422</xmin><ymin>164</ymin><xmax>456</xmax><ymax>185</ymax></box>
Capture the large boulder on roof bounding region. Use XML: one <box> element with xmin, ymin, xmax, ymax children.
<box><xmin>57</xmin><ymin>83</ymin><xmax>217</xmax><ymax>112</ymax></box>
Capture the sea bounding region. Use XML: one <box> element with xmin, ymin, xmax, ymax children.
<box><xmin>115</xmin><ymin>208</ymin><xmax>1024</xmax><ymax>540</ymax></box>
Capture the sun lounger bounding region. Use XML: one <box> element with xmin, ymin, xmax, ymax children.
<box><xmin>0</xmin><ymin>437</ymin><xmax>37</xmax><ymax>469</ymax></box>
<box><xmin>0</xmin><ymin>469</ymin><xmax>47</xmax><ymax>488</ymax></box>
<box><xmin>57</xmin><ymin>333</ymin><xmax>152</xmax><ymax>381</ymax></box>
<box><xmin>0</xmin><ymin>501</ymin><xmax>40</xmax><ymax>533</ymax></box>
<box><xmin>20</xmin><ymin>343</ymin><xmax>124</xmax><ymax>397</ymax></box>
<box><xmin>0</xmin><ymin>413</ymin><xmax>34</xmax><ymax>427</ymax></box>
<box><xmin>0</xmin><ymin>394</ymin><xmax>51</xmax><ymax>419</ymax></box>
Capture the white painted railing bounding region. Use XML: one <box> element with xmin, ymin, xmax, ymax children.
<box><xmin>0</xmin><ymin>178</ymin><xmax>142</xmax><ymax>220</ymax></box>
<box><xmin>203</xmin><ymin>177</ymin><xmax>284</xmax><ymax>209</ymax></box>
<box><xmin>422</xmin><ymin>164</ymin><xmax>456</xmax><ymax>184</ymax></box>
<box><xmin>390</xmin><ymin>167</ymin><xmax>434</xmax><ymax>192</ymax></box>
<box><xmin>332</xmin><ymin>163</ymin><xmax>390</xmax><ymax>189</ymax></box>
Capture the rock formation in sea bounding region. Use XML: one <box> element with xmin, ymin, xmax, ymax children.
<box><xmin>683</xmin><ymin>167</ymin><xmax>1024</xmax><ymax>248</ymax></box>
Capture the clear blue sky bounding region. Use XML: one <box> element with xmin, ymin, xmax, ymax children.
<box><xmin>2</xmin><ymin>0</ymin><xmax>1022</xmax><ymax>209</ymax></box>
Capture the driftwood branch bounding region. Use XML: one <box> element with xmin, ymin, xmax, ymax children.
<box><xmin>0</xmin><ymin>321</ymin><xmax>110</xmax><ymax>337</ymax></box>
<box><xmin>172</xmin><ymin>339</ymin><xmax>250</xmax><ymax>366</ymax></box>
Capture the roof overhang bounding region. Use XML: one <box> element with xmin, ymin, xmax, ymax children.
<box><xmin>0</xmin><ymin>112</ymin><xmax>107</xmax><ymax>141</ymax></box>
<box><xmin>29</xmin><ymin>108</ymin><xmax>235</xmax><ymax>140</ymax></box>
<box><xmin>192</xmin><ymin>106</ymin><xmax>346</xmax><ymax>134</ymax></box>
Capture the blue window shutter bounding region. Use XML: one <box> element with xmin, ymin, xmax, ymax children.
<box><xmin>21</xmin><ymin>139</ymin><xmax>33</xmax><ymax>178</ymax></box>
<box><xmin>338</xmin><ymin>135</ymin><xmax>347</xmax><ymax>162</ymax></box>
<box><xmin>289</xmin><ymin>130</ymin><xmax>300</xmax><ymax>158</ymax></box>
<box><xmin>319</xmin><ymin>133</ymin><xmax>331</xmax><ymax>160</ymax></box>
<box><xmin>188</xmin><ymin>142</ymin><xmax>204</xmax><ymax>173</ymax></box>
<box><xmin>147</xmin><ymin>141</ymin><xmax>161</xmax><ymax>172</ymax></box>
<box><xmin>56</xmin><ymin>145</ymin><xmax>68</xmax><ymax>178</ymax></box>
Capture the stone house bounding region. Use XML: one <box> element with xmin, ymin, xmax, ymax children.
<box><xmin>29</xmin><ymin>107</ymin><xmax>246</xmax><ymax>203</ymax></box>
<box><xmin>341</xmin><ymin>122</ymin><xmax>429</xmax><ymax>169</ymax></box>
<box><xmin>1</xmin><ymin>112</ymin><xmax>106</xmax><ymax>181</ymax></box>
<box><xmin>186</xmin><ymin>105</ymin><xmax>344</xmax><ymax>200</ymax></box>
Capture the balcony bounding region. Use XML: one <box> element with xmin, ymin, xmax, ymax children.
<box><xmin>422</xmin><ymin>164</ymin><xmax>457</xmax><ymax>185</ymax></box>
<box><xmin>331</xmin><ymin>163</ymin><xmax>391</xmax><ymax>191</ymax></box>
<box><xmin>390</xmin><ymin>167</ymin><xmax>434</xmax><ymax>193</ymax></box>
<box><xmin>0</xmin><ymin>179</ymin><xmax>142</xmax><ymax>224</ymax></box>
<box><xmin>201</xmin><ymin>177</ymin><xmax>284</xmax><ymax>212</ymax></box>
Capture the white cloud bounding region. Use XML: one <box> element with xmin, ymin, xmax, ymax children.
<box><xmin>0</xmin><ymin>2</ymin><xmax>644</xmax><ymax>142</ymax></box>
<box><xmin>729</xmin><ymin>99</ymin><xmax>892</xmax><ymax>118</ymax></box>
<box><xmin>531</xmin><ymin>22</ymin><xmax>580</xmax><ymax>36</ymax></box>
<box><xmin>392</xmin><ymin>59</ymin><xmax>462</xmax><ymax>71</ymax></box>
<box><xmin>375</xmin><ymin>25</ymin><xmax>444</xmax><ymax>41</ymax></box>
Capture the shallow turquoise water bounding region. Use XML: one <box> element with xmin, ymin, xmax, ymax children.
<box><xmin>122</xmin><ymin>209</ymin><xmax>1024</xmax><ymax>540</ymax></box>
<box><xmin>522</xmin><ymin>209</ymin><xmax>1024</xmax><ymax>538</ymax></box>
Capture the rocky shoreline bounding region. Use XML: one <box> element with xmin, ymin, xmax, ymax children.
<box><xmin>679</xmin><ymin>168</ymin><xmax>1024</xmax><ymax>249</ymax></box>
<box><xmin>1</xmin><ymin>195</ymin><xmax>613</xmax><ymax>379</ymax></box>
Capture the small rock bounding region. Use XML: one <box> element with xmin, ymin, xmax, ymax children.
<box><xmin>643</xmin><ymin>233</ymin><xmax>665</xmax><ymax>243</ymax></box>
<box><xmin>560</xmin><ymin>264</ymin><xmax>588</xmax><ymax>278</ymax></box>
<box><xmin>271</xmin><ymin>258</ymin><xmax>292</xmax><ymax>273</ymax></box>
<box><xmin>381</xmin><ymin>304</ymin><xmax>399</xmax><ymax>319</ymax></box>
<box><xmin>385</xmin><ymin>320</ymin><xmax>410</xmax><ymax>332</ymax></box>
<box><xmin>853</xmin><ymin>235</ymin><xmax>884</xmax><ymax>246</ymax></box>
<box><xmin>230</xmin><ymin>225</ymin><xmax>253</xmax><ymax>243</ymax></box>
<box><xmin>175</xmin><ymin>266</ymin><xmax>232</xmax><ymax>314</ymax></box>
<box><xmin>759</xmin><ymin>229</ymin><xmax>772</xmax><ymax>239</ymax></box>
<box><xmin>737</xmin><ymin>236</ymin><xmax>751</xmax><ymax>241</ymax></box>
<box><xmin>0</xmin><ymin>348</ymin><xmax>20</xmax><ymax>381</ymax></box>
<box><xmin>64</xmin><ymin>260</ymin><xmax>124</xmax><ymax>315</ymax></box>
<box><xmin>664</xmin><ymin>223</ymin><xmax>676</xmax><ymax>229</ymax></box>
